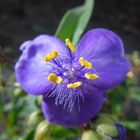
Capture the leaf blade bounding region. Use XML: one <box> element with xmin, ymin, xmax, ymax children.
<box><xmin>55</xmin><ymin>0</ymin><xmax>94</xmax><ymax>45</ymax></box>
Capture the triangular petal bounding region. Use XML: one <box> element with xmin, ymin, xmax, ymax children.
<box><xmin>74</xmin><ymin>28</ymin><xmax>131</xmax><ymax>89</ymax></box>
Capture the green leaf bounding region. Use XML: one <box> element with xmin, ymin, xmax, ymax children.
<box><xmin>52</xmin><ymin>125</ymin><xmax>79</xmax><ymax>140</ymax></box>
<box><xmin>121</xmin><ymin>120</ymin><xmax>140</xmax><ymax>132</ymax></box>
<box><xmin>128</xmin><ymin>87</ymin><xmax>140</xmax><ymax>101</ymax></box>
<box><xmin>19</xmin><ymin>129</ymin><xmax>35</xmax><ymax>140</ymax></box>
<box><xmin>55</xmin><ymin>0</ymin><xmax>94</xmax><ymax>45</ymax></box>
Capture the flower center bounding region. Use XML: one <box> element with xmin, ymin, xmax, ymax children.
<box><xmin>43</xmin><ymin>38</ymin><xmax>99</xmax><ymax>89</ymax></box>
<box><xmin>63</xmin><ymin>68</ymin><xmax>75</xmax><ymax>78</ymax></box>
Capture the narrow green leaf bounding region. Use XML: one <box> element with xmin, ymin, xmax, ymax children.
<box><xmin>55</xmin><ymin>0</ymin><xmax>94</xmax><ymax>45</ymax></box>
<box><xmin>20</xmin><ymin>129</ymin><xmax>35</xmax><ymax>140</ymax></box>
<box><xmin>121</xmin><ymin>120</ymin><xmax>140</xmax><ymax>132</ymax></box>
<box><xmin>55</xmin><ymin>6</ymin><xmax>84</xmax><ymax>42</ymax></box>
<box><xmin>72</xmin><ymin>0</ymin><xmax>94</xmax><ymax>45</ymax></box>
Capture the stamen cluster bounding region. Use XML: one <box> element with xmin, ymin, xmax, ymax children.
<box><xmin>15</xmin><ymin>28</ymin><xmax>130</xmax><ymax>127</ymax></box>
<box><xmin>44</xmin><ymin>39</ymin><xmax>99</xmax><ymax>89</ymax></box>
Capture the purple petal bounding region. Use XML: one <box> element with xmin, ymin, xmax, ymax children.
<box><xmin>75</xmin><ymin>28</ymin><xmax>124</xmax><ymax>60</ymax></box>
<box><xmin>113</xmin><ymin>123</ymin><xmax>126</xmax><ymax>140</ymax></box>
<box><xmin>75</xmin><ymin>28</ymin><xmax>131</xmax><ymax>89</ymax></box>
<box><xmin>15</xmin><ymin>35</ymin><xmax>69</xmax><ymax>95</ymax></box>
<box><xmin>42</xmin><ymin>87</ymin><xmax>104</xmax><ymax>127</ymax></box>
<box><xmin>89</xmin><ymin>57</ymin><xmax>131</xmax><ymax>89</ymax></box>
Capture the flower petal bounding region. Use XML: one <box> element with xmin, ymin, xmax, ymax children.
<box><xmin>42</xmin><ymin>87</ymin><xmax>104</xmax><ymax>127</ymax></box>
<box><xmin>15</xmin><ymin>35</ymin><xmax>69</xmax><ymax>95</ymax></box>
<box><xmin>75</xmin><ymin>28</ymin><xmax>131</xmax><ymax>89</ymax></box>
<box><xmin>75</xmin><ymin>28</ymin><xmax>124</xmax><ymax>60</ymax></box>
<box><xmin>89</xmin><ymin>57</ymin><xmax>131</xmax><ymax>89</ymax></box>
<box><xmin>114</xmin><ymin>123</ymin><xmax>126</xmax><ymax>140</ymax></box>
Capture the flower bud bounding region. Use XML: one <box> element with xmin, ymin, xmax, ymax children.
<box><xmin>96</xmin><ymin>123</ymin><xmax>119</xmax><ymax>139</ymax></box>
<box><xmin>34</xmin><ymin>120</ymin><xmax>52</xmax><ymax>140</ymax></box>
<box><xmin>93</xmin><ymin>113</ymin><xmax>115</xmax><ymax>127</ymax></box>
<box><xmin>82</xmin><ymin>130</ymin><xmax>101</xmax><ymax>140</ymax></box>
<box><xmin>81</xmin><ymin>130</ymin><xmax>101</xmax><ymax>140</ymax></box>
<box><xmin>28</xmin><ymin>110</ymin><xmax>43</xmax><ymax>126</ymax></box>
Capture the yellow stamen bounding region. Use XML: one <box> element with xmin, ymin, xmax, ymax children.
<box><xmin>79</xmin><ymin>57</ymin><xmax>92</xmax><ymax>69</ymax></box>
<box><xmin>44</xmin><ymin>51</ymin><xmax>58</xmax><ymax>62</ymax></box>
<box><xmin>65</xmin><ymin>38</ymin><xmax>75</xmax><ymax>52</ymax></box>
<box><xmin>67</xmin><ymin>81</ymin><xmax>82</xmax><ymax>89</ymax></box>
<box><xmin>85</xmin><ymin>73</ymin><xmax>99</xmax><ymax>80</ymax></box>
<box><xmin>48</xmin><ymin>73</ymin><xmax>62</xmax><ymax>84</ymax></box>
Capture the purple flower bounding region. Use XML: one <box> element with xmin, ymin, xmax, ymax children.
<box><xmin>15</xmin><ymin>28</ymin><xmax>130</xmax><ymax>127</ymax></box>
<box><xmin>112</xmin><ymin>123</ymin><xmax>127</xmax><ymax>140</ymax></box>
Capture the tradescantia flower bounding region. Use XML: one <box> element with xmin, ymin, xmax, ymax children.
<box><xmin>15</xmin><ymin>28</ymin><xmax>130</xmax><ymax>127</ymax></box>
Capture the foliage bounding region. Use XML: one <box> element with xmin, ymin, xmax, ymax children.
<box><xmin>55</xmin><ymin>0</ymin><xmax>94</xmax><ymax>45</ymax></box>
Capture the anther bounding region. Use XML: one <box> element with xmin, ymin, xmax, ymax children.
<box><xmin>65</xmin><ymin>38</ymin><xmax>75</xmax><ymax>52</ymax></box>
<box><xmin>44</xmin><ymin>51</ymin><xmax>58</xmax><ymax>62</ymax></box>
<box><xmin>79</xmin><ymin>57</ymin><xmax>92</xmax><ymax>69</ymax></box>
<box><xmin>85</xmin><ymin>73</ymin><xmax>99</xmax><ymax>80</ymax></box>
<box><xmin>67</xmin><ymin>81</ymin><xmax>82</xmax><ymax>88</ymax></box>
<box><xmin>48</xmin><ymin>73</ymin><xmax>62</xmax><ymax>84</ymax></box>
